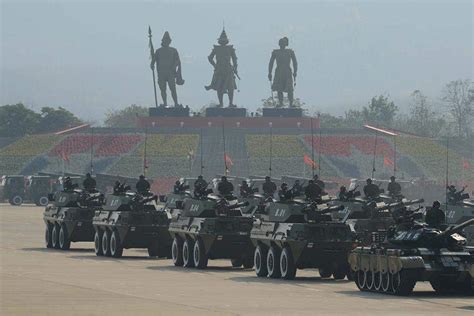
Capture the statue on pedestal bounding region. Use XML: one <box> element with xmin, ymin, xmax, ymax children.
<box><xmin>268</xmin><ymin>37</ymin><xmax>298</xmax><ymax>108</ymax></box>
<box><xmin>205</xmin><ymin>29</ymin><xmax>238</xmax><ymax>108</ymax></box>
<box><xmin>150</xmin><ymin>31</ymin><xmax>184</xmax><ymax>107</ymax></box>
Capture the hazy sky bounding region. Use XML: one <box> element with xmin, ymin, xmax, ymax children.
<box><xmin>1</xmin><ymin>0</ymin><xmax>473</xmax><ymax>123</ymax></box>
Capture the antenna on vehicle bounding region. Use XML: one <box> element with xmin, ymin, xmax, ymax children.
<box><xmin>393</xmin><ymin>135</ymin><xmax>397</xmax><ymax>177</ymax></box>
<box><xmin>89</xmin><ymin>126</ymin><xmax>94</xmax><ymax>174</ymax></box>
<box><xmin>143</xmin><ymin>126</ymin><xmax>148</xmax><ymax>176</ymax></box>
<box><xmin>310</xmin><ymin>117</ymin><xmax>315</xmax><ymax>178</ymax></box>
<box><xmin>222</xmin><ymin>123</ymin><xmax>228</xmax><ymax>176</ymax></box>
<box><xmin>200</xmin><ymin>128</ymin><xmax>204</xmax><ymax>176</ymax></box>
<box><xmin>269</xmin><ymin>122</ymin><xmax>273</xmax><ymax>178</ymax></box>
<box><xmin>371</xmin><ymin>132</ymin><xmax>378</xmax><ymax>179</ymax></box>
<box><xmin>445</xmin><ymin>136</ymin><xmax>449</xmax><ymax>221</ymax></box>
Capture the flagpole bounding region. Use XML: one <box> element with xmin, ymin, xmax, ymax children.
<box><xmin>445</xmin><ymin>136</ymin><xmax>449</xmax><ymax>217</ymax></box>
<box><xmin>393</xmin><ymin>135</ymin><xmax>397</xmax><ymax>177</ymax></box>
<box><xmin>318</xmin><ymin>119</ymin><xmax>322</xmax><ymax>177</ymax></box>
<box><xmin>148</xmin><ymin>26</ymin><xmax>159</xmax><ymax>108</ymax></box>
<box><xmin>90</xmin><ymin>126</ymin><xmax>94</xmax><ymax>174</ymax></box>
<box><xmin>371</xmin><ymin>132</ymin><xmax>378</xmax><ymax>179</ymax></box>
<box><xmin>200</xmin><ymin>128</ymin><xmax>204</xmax><ymax>176</ymax></box>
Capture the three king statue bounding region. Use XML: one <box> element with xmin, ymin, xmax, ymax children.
<box><xmin>148</xmin><ymin>27</ymin><xmax>298</xmax><ymax>109</ymax></box>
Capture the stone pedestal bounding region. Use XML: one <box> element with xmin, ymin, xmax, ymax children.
<box><xmin>262</xmin><ymin>107</ymin><xmax>303</xmax><ymax>117</ymax></box>
<box><xmin>205</xmin><ymin>107</ymin><xmax>247</xmax><ymax>117</ymax></box>
<box><xmin>149</xmin><ymin>106</ymin><xmax>190</xmax><ymax>117</ymax></box>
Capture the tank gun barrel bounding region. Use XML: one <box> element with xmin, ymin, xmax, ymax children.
<box><xmin>436</xmin><ymin>218</ymin><xmax>474</xmax><ymax>239</ymax></box>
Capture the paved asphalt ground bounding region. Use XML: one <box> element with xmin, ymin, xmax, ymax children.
<box><xmin>1</xmin><ymin>204</ymin><xmax>473</xmax><ymax>315</ymax></box>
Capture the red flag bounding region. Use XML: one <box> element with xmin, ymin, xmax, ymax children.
<box><xmin>224</xmin><ymin>153</ymin><xmax>234</xmax><ymax>166</ymax></box>
<box><xmin>60</xmin><ymin>149</ymin><xmax>69</xmax><ymax>163</ymax></box>
<box><xmin>463</xmin><ymin>159</ymin><xmax>471</xmax><ymax>170</ymax></box>
<box><xmin>384</xmin><ymin>156</ymin><xmax>394</xmax><ymax>167</ymax></box>
<box><xmin>304</xmin><ymin>154</ymin><xmax>317</xmax><ymax>169</ymax></box>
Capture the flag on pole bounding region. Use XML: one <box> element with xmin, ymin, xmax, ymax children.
<box><xmin>60</xmin><ymin>149</ymin><xmax>70</xmax><ymax>163</ymax></box>
<box><xmin>463</xmin><ymin>159</ymin><xmax>471</xmax><ymax>170</ymax></box>
<box><xmin>224</xmin><ymin>153</ymin><xmax>234</xmax><ymax>166</ymax></box>
<box><xmin>304</xmin><ymin>154</ymin><xmax>317</xmax><ymax>169</ymax></box>
<box><xmin>384</xmin><ymin>156</ymin><xmax>394</xmax><ymax>167</ymax></box>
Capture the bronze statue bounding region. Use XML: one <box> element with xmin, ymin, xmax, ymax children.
<box><xmin>205</xmin><ymin>29</ymin><xmax>238</xmax><ymax>107</ymax></box>
<box><xmin>150</xmin><ymin>31</ymin><xmax>184</xmax><ymax>107</ymax></box>
<box><xmin>268</xmin><ymin>37</ymin><xmax>298</xmax><ymax>107</ymax></box>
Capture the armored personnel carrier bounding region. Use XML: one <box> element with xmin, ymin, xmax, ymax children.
<box><xmin>251</xmin><ymin>197</ymin><xmax>353</xmax><ymax>280</ymax></box>
<box><xmin>93</xmin><ymin>183</ymin><xmax>171</xmax><ymax>258</ymax></box>
<box><xmin>168</xmin><ymin>194</ymin><xmax>254</xmax><ymax>269</ymax></box>
<box><xmin>43</xmin><ymin>187</ymin><xmax>103</xmax><ymax>250</ymax></box>
<box><xmin>444</xmin><ymin>188</ymin><xmax>474</xmax><ymax>245</ymax></box>
<box><xmin>349</xmin><ymin>216</ymin><xmax>474</xmax><ymax>295</ymax></box>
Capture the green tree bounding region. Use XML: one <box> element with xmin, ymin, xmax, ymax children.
<box><xmin>104</xmin><ymin>104</ymin><xmax>148</xmax><ymax>127</ymax></box>
<box><xmin>0</xmin><ymin>103</ymin><xmax>40</xmax><ymax>137</ymax></box>
<box><xmin>362</xmin><ymin>95</ymin><xmax>398</xmax><ymax>127</ymax></box>
<box><xmin>36</xmin><ymin>106</ymin><xmax>82</xmax><ymax>133</ymax></box>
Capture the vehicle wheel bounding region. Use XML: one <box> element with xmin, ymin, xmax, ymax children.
<box><xmin>381</xmin><ymin>272</ymin><xmax>390</xmax><ymax>293</ymax></box>
<box><xmin>242</xmin><ymin>256</ymin><xmax>254</xmax><ymax>269</ymax></box>
<box><xmin>94</xmin><ymin>230</ymin><xmax>103</xmax><ymax>256</ymax></box>
<box><xmin>110</xmin><ymin>230</ymin><xmax>123</xmax><ymax>258</ymax></box>
<box><xmin>332</xmin><ymin>264</ymin><xmax>347</xmax><ymax>280</ymax></box>
<box><xmin>102</xmin><ymin>230</ymin><xmax>111</xmax><ymax>257</ymax></box>
<box><xmin>254</xmin><ymin>245</ymin><xmax>268</xmax><ymax>277</ymax></box>
<box><xmin>37</xmin><ymin>196</ymin><xmax>49</xmax><ymax>207</ymax></box>
<box><xmin>51</xmin><ymin>225</ymin><xmax>60</xmax><ymax>249</ymax></box>
<box><xmin>391</xmin><ymin>271</ymin><xmax>416</xmax><ymax>296</ymax></box>
<box><xmin>430</xmin><ymin>276</ymin><xmax>469</xmax><ymax>294</ymax></box>
<box><xmin>148</xmin><ymin>239</ymin><xmax>160</xmax><ymax>257</ymax></box>
<box><xmin>231</xmin><ymin>259</ymin><xmax>243</xmax><ymax>268</ymax></box>
<box><xmin>182</xmin><ymin>239</ymin><xmax>195</xmax><ymax>268</ymax></box>
<box><xmin>366</xmin><ymin>270</ymin><xmax>374</xmax><ymax>290</ymax></box>
<box><xmin>280</xmin><ymin>247</ymin><xmax>296</xmax><ymax>280</ymax></box>
<box><xmin>193</xmin><ymin>239</ymin><xmax>208</xmax><ymax>269</ymax></box>
<box><xmin>267</xmin><ymin>246</ymin><xmax>281</xmax><ymax>278</ymax></box>
<box><xmin>10</xmin><ymin>195</ymin><xmax>23</xmax><ymax>206</ymax></box>
<box><xmin>319</xmin><ymin>265</ymin><xmax>333</xmax><ymax>279</ymax></box>
<box><xmin>355</xmin><ymin>270</ymin><xmax>367</xmax><ymax>291</ymax></box>
<box><xmin>59</xmin><ymin>224</ymin><xmax>71</xmax><ymax>250</ymax></box>
<box><xmin>374</xmin><ymin>271</ymin><xmax>383</xmax><ymax>291</ymax></box>
<box><xmin>172</xmin><ymin>237</ymin><xmax>183</xmax><ymax>266</ymax></box>
<box><xmin>45</xmin><ymin>225</ymin><xmax>53</xmax><ymax>248</ymax></box>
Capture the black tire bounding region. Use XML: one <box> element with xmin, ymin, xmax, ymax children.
<box><xmin>102</xmin><ymin>230</ymin><xmax>111</xmax><ymax>257</ymax></box>
<box><xmin>231</xmin><ymin>259</ymin><xmax>243</xmax><ymax>268</ymax></box>
<box><xmin>193</xmin><ymin>239</ymin><xmax>208</xmax><ymax>269</ymax></box>
<box><xmin>267</xmin><ymin>246</ymin><xmax>281</xmax><ymax>278</ymax></box>
<box><xmin>430</xmin><ymin>276</ymin><xmax>471</xmax><ymax>294</ymax></box>
<box><xmin>110</xmin><ymin>230</ymin><xmax>123</xmax><ymax>258</ymax></box>
<box><xmin>172</xmin><ymin>237</ymin><xmax>183</xmax><ymax>266</ymax></box>
<box><xmin>242</xmin><ymin>256</ymin><xmax>254</xmax><ymax>269</ymax></box>
<box><xmin>319</xmin><ymin>265</ymin><xmax>333</xmax><ymax>279</ymax></box>
<box><xmin>391</xmin><ymin>271</ymin><xmax>416</xmax><ymax>296</ymax></box>
<box><xmin>45</xmin><ymin>224</ymin><xmax>53</xmax><ymax>248</ymax></box>
<box><xmin>332</xmin><ymin>264</ymin><xmax>347</xmax><ymax>280</ymax></box>
<box><xmin>10</xmin><ymin>195</ymin><xmax>23</xmax><ymax>206</ymax></box>
<box><xmin>182</xmin><ymin>239</ymin><xmax>195</xmax><ymax>268</ymax></box>
<box><xmin>381</xmin><ymin>272</ymin><xmax>391</xmax><ymax>293</ymax></box>
<box><xmin>148</xmin><ymin>239</ymin><xmax>160</xmax><ymax>257</ymax></box>
<box><xmin>51</xmin><ymin>225</ymin><xmax>60</xmax><ymax>249</ymax></box>
<box><xmin>254</xmin><ymin>245</ymin><xmax>268</xmax><ymax>277</ymax></box>
<box><xmin>37</xmin><ymin>196</ymin><xmax>49</xmax><ymax>207</ymax></box>
<box><xmin>59</xmin><ymin>224</ymin><xmax>71</xmax><ymax>250</ymax></box>
<box><xmin>280</xmin><ymin>247</ymin><xmax>297</xmax><ymax>280</ymax></box>
<box><xmin>94</xmin><ymin>230</ymin><xmax>103</xmax><ymax>256</ymax></box>
<box><xmin>355</xmin><ymin>270</ymin><xmax>367</xmax><ymax>291</ymax></box>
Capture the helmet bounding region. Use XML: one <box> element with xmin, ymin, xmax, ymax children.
<box><xmin>366</xmin><ymin>178</ymin><xmax>372</xmax><ymax>184</ymax></box>
<box><xmin>433</xmin><ymin>200</ymin><xmax>441</xmax><ymax>208</ymax></box>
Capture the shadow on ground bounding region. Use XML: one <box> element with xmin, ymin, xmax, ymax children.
<box><xmin>336</xmin><ymin>290</ymin><xmax>474</xmax><ymax>299</ymax></box>
<box><xmin>147</xmin><ymin>265</ymin><xmax>253</xmax><ymax>274</ymax></box>
<box><xmin>22</xmin><ymin>247</ymin><xmax>93</xmax><ymax>253</ymax></box>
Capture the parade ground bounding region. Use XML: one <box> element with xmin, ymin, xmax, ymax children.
<box><xmin>1</xmin><ymin>204</ymin><xmax>473</xmax><ymax>316</ymax></box>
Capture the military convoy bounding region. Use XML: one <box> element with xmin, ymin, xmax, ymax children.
<box><xmin>44</xmin><ymin>186</ymin><xmax>103</xmax><ymax>250</ymax></box>
<box><xmin>92</xmin><ymin>184</ymin><xmax>171</xmax><ymax>258</ymax></box>
<box><xmin>0</xmin><ymin>175</ymin><xmax>52</xmax><ymax>206</ymax></box>
<box><xmin>168</xmin><ymin>194</ymin><xmax>254</xmax><ymax>269</ymax></box>
<box><xmin>349</xmin><ymin>216</ymin><xmax>474</xmax><ymax>295</ymax></box>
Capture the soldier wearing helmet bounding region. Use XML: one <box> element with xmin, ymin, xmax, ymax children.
<box><xmin>425</xmin><ymin>200</ymin><xmax>445</xmax><ymax>229</ymax></box>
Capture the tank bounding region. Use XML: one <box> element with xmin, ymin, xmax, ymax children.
<box><xmin>168</xmin><ymin>194</ymin><xmax>254</xmax><ymax>269</ymax></box>
<box><xmin>443</xmin><ymin>194</ymin><xmax>474</xmax><ymax>246</ymax></box>
<box><xmin>93</xmin><ymin>186</ymin><xmax>171</xmax><ymax>258</ymax></box>
<box><xmin>251</xmin><ymin>197</ymin><xmax>354</xmax><ymax>280</ymax></box>
<box><xmin>43</xmin><ymin>188</ymin><xmax>103</xmax><ymax>250</ymax></box>
<box><xmin>349</xmin><ymin>217</ymin><xmax>474</xmax><ymax>295</ymax></box>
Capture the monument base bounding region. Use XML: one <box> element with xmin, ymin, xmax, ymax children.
<box><xmin>149</xmin><ymin>106</ymin><xmax>190</xmax><ymax>117</ymax></box>
<box><xmin>262</xmin><ymin>107</ymin><xmax>303</xmax><ymax>118</ymax></box>
<box><xmin>205</xmin><ymin>107</ymin><xmax>247</xmax><ymax>117</ymax></box>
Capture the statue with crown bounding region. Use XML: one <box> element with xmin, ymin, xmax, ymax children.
<box><xmin>204</xmin><ymin>28</ymin><xmax>246</xmax><ymax>117</ymax></box>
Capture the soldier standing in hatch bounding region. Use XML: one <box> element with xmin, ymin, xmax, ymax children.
<box><xmin>205</xmin><ymin>29</ymin><xmax>238</xmax><ymax>107</ymax></box>
<box><xmin>240</xmin><ymin>180</ymin><xmax>253</xmax><ymax>197</ymax></box>
<box><xmin>363</xmin><ymin>178</ymin><xmax>380</xmax><ymax>199</ymax></box>
<box><xmin>305</xmin><ymin>179</ymin><xmax>322</xmax><ymax>201</ymax></box>
<box><xmin>268</xmin><ymin>37</ymin><xmax>298</xmax><ymax>108</ymax></box>
<box><xmin>82</xmin><ymin>173</ymin><xmax>96</xmax><ymax>192</ymax></box>
<box><xmin>136</xmin><ymin>175</ymin><xmax>151</xmax><ymax>195</ymax></box>
<box><xmin>425</xmin><ymin>201</ymin><xmax>446</xmax><ymax>229</ymax></box>
<box><xmin>387</xmin><ymin>176</ymin><xmax>402</xmax><ymax>196</ymax></box>
<box><xmin>150</xmin><ymin>31</ymin><xmax>184</xmax><ymax>107</ymax></box>
<box><xmin>217</xmin><ymin>176</ymin><xmax>234</xmax><ymax>197</ymax></box>
<box><xmin>262</xmin><ymin>176</ymin><xmax>277</xmax><ymax>198</ymax></box>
